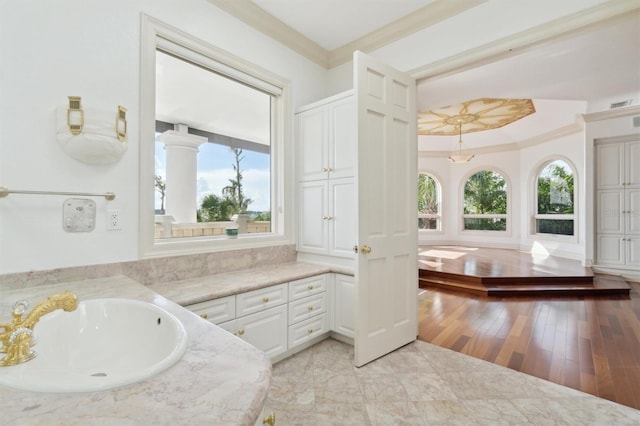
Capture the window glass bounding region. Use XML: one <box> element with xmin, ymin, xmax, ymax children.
<box><xmin>535</xmin><ymin>160</ymin><xmax>574</xmax><ymax>236</ymax></box>
<box><xmin>154</xmin><ymin>50</ymin><xmax>272</xmax><ymax>239</ymax></box>
<box><xmin>418</xmin><ymin>173</ymin><xmax>440</xmax><ymax>230</ymax></box>
<box><xmin>463</xmin><ymin>170</ymin><xmax>507</xmax><ymax>231</ymax></box>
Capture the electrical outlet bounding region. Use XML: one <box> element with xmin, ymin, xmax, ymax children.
<box><xmin>106</xmin><ymin>209</ymin><xmax>121</xmax><ymax>231</ymax></box>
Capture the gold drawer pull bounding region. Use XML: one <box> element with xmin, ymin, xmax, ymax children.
<box><xmin>308</xmin><ymin>306</ymin><xmax>314</xmax><ymax>311</ymax></box>
<box><xmin>307</xmin><ymin>285</ymin><xmax>314</xmax><ymax>290</ymax></box>
<box><xmin>307</xmin><ymin>328</ymin><xmax>313</xmax><ymax>334</ymax></box>
<box><xmin>237</xmin><ymin>329</ymin><xmax>245</xmax><ymax>336</ymax></box>
<box><xmin>263</xmin><ymin>411</ymin><xmax>276</xmax><ymax>426</ymax></box>
<box><xmin>263</xmin><ymin>297</ymin><xmax>269</xmax><ymax>303</ymax></box>
<box><xmin>200</xmin><ymin>313</ymin><xmax>208</xmax><ymax>319</ymax></box>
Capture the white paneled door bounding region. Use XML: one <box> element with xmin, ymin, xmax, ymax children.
<box><xmin>353</xmin><ymin>51</ymin><xmax>417</xmax><ymax>367</ymax></box>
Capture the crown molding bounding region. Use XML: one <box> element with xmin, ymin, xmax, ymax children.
<box><xmin>419</xmin><ymin>120</ymin><xmax>584</xmax><ymax>158</ymax></box>
<box><xmin>582</xmin><ymin>104</ymin><xmax>640</xmax><ymax>122</ymax></box>
<box><xmin>208</xmin><ymin>0</ymin><xmax>485</xmax><ymax>69</ymax></box>
<box><xmin>207</xmin><ymin>0</ymin><xmax>330</xmax><ymax>67</ymax></box>
<box><xmin>410</xmin><ymin>0</ymin><xmax>640</xmax><ymax>80</ymax></box>
<box><xmin>327</xmin><ymin>0</ymin><xmax>487</xmax><ymax>68</ymax></box>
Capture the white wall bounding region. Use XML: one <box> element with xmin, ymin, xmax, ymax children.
<box><xmin>418</xmin><ymin>130</ymin><xmax>587</xmax><ymax>260</ymax></box>
<box><xmin>0</xmin><ymin>0</ymin><xmax>328</xmax><ymax>274</ymax></box>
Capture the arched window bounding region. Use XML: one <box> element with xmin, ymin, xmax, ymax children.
<box><xmin>463</xmin><ymin>170</ymin><xmax>508</xmax><ymax>231</ymax></box>
<box><xmin>418</xmin><ymin>173</ymin><xmax>440</xmax><ymax>231</ymax></box>
<box><xmin>535</xmin><ymin>160</ymin><xmax>575</xmax><ymax>236</ymax></box>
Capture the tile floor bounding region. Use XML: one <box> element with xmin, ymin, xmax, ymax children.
<box><xmin>261</xmin><ymin>338</ymin><xmax>640</xmax><ymax>425</ymax></box>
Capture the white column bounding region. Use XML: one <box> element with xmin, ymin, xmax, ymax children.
<box><xmin>156</xmin><ymin>124</ymin><xmax>207</xmax><ymax>223</ymax></box>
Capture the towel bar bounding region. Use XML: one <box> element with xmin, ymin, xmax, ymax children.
<box><xmin>0</xmin><ymin>187</ymin><xmax>115</xmax><ymax>201</ymax></box>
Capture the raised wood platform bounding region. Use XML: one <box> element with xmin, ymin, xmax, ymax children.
<box><xmin>418</xmin><ymin>246</ymin><xmax>630</xmax><ymax>297</ymax></box>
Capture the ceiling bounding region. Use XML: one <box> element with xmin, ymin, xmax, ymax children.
<box><xmin>247</xmin><ymin>0</ymin><xmax>639</xmax><ymax>153</ymax></box>
<box><xmin>203</xmin><ymin>1</ymin><xmax>639</xmax><ymax>153</ymax></box>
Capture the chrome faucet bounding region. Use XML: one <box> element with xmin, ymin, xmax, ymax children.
<box><xmin>0</xmin><ymin>291</ymin><xmax>78</xmax><ymax>366</ymax></box>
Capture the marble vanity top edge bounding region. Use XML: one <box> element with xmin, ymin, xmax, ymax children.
<box><xmin>0</xmin><ymin>276</ymin><xmax>272</xmax><ymax>426</ymax></box>
<box><xmin>148</xmin><ymin>261</ymin><xmax>354</xmax><ymax>307</ymax></box>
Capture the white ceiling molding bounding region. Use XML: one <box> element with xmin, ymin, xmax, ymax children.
<box><xmin>410</xmin><ymin>0</ymin><xmax>640</xmax><ymax>80</ymax></box>
<box><xmin>207</xmin><ymin>0</ymin><xmax>330</xmax><ymax>67</ymax></box>
<box><xmin>327</xmin><ymin>0</ymin><xmax>487</xmax><ymax>68</ymax></box>
<box><xmin>582</xmin><ymin>104</ymin><xmax>640</xmax><ymax>122</ymax></box>
<box><xmin>418</xmin><ymin>120</ymin><xmax>584</xmax><ymax>158</ymax></box>
<box><xmin>208</xmin><ymin>0</ymin><xmax>485</xmax><ymax>69</ymax></box>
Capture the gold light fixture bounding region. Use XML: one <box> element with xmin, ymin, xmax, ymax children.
<box><xmin>418</xmin><ymin>98</ymin><xmax>536</xmax><ymax>163</ymax></box>
<box><xmin>449</xmin><ymin>121</ymin><xmax>474</xmax><ymax>163</ymax></box>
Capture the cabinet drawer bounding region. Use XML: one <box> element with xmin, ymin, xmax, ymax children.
<box><xmin>186</xmin><ymin>295</ymin><xmax>235</xmax><ymax>324</ymax></box>
<box><xmin>288</xmin><ymin>292</ymin><xmax>327</xmax><ymax>325</ymax></box>
<box><xmin>288</xmin><ymin>275</ymin><xmax>327</xmax><ymax>301</ymax></box>
<box><xmin>288</xmin><ymin>313</ymin><xmax>328</xmax><ymax>348</ymax></box>
<box><xmin>236</xmin><ymin>283</ymin><xmax>287</xmax><ymax>317</ymax></box>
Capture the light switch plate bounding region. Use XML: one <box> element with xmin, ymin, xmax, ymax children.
<box><xmin>63</xmin><ymin>198</ymin><xmax>96</xmax><ymax>232</ymax></box>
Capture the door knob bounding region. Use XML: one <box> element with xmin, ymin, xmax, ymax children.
<box><xmin>360</xmin><ymin>245</ymin><xmax>372</xmax><ymax>254</ymax></box>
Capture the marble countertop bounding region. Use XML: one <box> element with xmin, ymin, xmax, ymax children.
<box><xmin>0</xmin><ymin>276</ymin><xmax>271</xmax><ymax>426</ymax></box>
<box><xmin>149</xmin><ymin>261</ymin><xmax>351</xmax><ymax>306</ymax></box>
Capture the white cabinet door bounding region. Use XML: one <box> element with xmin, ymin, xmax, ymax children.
<box><xmin>597</xmin><ymin>234</ymin><xmax>626</xmax><ymax>266</ymax></box>
<box><xmin>628</xmin><ymin>189</ymin><xmax>640</xmax><ymax>234</ymax></box>
<box><xmin>597</xmin><ymin>190</ymin><xmax>624</xmax><ymax>234</ymax></box>
<box><xmin>298</xmin><ymin>181</ymin><xmax>328</xmax><ymax>255</ymax></box>
<box><xmin>297</xmin><ymin>106</ymin><xmax>328</xmax><ymax>182</ymax></box>
<box><xmin>628</xmin><ymin>237</ymin><xmax>640</xmax><ymax>266</ymax></box>
<box><xmin>329</xmin><ymin>178</ymin><xmax>356</xmax><ymax>258</ymax></box>
<box><xmin>297</xmin><ymin>92</ymin><xmax>355</xmax><ymax>182</ymax></box>
<box><xmin>596</xmin><ymin>143</ymin><xmax>625</xmax><ymax>189</ymax></box>
<box><xmin>626</xmin><ymin>140</ymin><xmax>640</xmax><ymax>187</ymax></box>
<box><xmin>333</xmin><ymin>274</ymin><xmax>355</xmax><ymax>338</ymax></box>
<box><xmin>298</xmin><ymin>179</ymin><xmax>355</xmax><ymax>258</ymax></box>
<box><xmin>328</xmin><ymin>96</ymin><xmax>356</xmax><ymax>180</ymax></box>
<box><xmin>234</xmin><ymin>305</ymin><xmax>288</xmax><ymax>359</ymax></box>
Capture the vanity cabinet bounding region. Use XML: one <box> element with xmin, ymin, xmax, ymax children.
<box><xmin>296</xmin><ymin>91</ymin><xmax>356</xmax><ymax>259</ymax></box>
<box><xmin>188</xmin><ymin>284</ymin><xmax>288</xmax><ymax>359</ymax></box>
<box><xmin>184</xmin><ymin>275</ymin><xmax>352</xmax><ymax>361</ymax></box>
<box><xmin>596</xmin><ymin>140</ymin><xmax>640</xmax><ymax>269</ymax></box>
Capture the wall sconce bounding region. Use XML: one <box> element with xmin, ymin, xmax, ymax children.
<box><xmin>57</xmin><ymin>96</ymin><xmax>128</xmax><ymax>165</ymax></box>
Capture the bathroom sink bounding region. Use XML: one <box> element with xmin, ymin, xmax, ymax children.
<box><xmin>0</xmin><ymin>298</ymin><xmax>188</xmax><ymax>393</ymax></box>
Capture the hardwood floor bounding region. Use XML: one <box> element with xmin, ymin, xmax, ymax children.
<box><xmin>418</xmin><ymin>278</ymin><xmax>640</xmax><ymax>410</ymax></box>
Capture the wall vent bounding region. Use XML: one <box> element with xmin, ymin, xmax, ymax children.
<box><xmin>633</xmin><ymin>116</ymin><xmax>640</xmax><ymax>128</ymax></box>
<box><xmin>610</xmin><ymin>99</ymin><xmax>632</xmax><ymax>109</ymax></box>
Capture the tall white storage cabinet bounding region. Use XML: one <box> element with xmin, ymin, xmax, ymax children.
<box><xmin>296</xmin><ymin>91</ymin><xmax>356</xmax><ymax>259</ymax></box>
<box><xmin>596</xmin><ymin>140</ymin><xmax>640</xmax><ymax>269</ymax></box>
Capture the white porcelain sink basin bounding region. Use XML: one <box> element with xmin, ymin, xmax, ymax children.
<box><xmin>0</xmin><ymin>298</ymin><xmax>188</xmax><ymax>393</ymax></box>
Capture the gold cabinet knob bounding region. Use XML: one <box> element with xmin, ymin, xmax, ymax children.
<box><xmin>307</xmin><ymin>306</ymin><xmax>314</xmax><ymax>311</ymax></box>
<box><xmin>307</xmin><ymin>328</ymin><xmax>313</xmax><ymax>334</ymax></box>
<box><xmin>237</xmin><ymin>329</ymin><xmax>245</xmax><ymax>336</ymax></box>
<box><xmin>200</xmin><ymin>313</ymin><xmax>208</xmax><ymax>319</ymax></box>
<box><xmin>307</xmin><ymin>285</ymin><xmax>314</xmax><ymax>290</ymax></box>
<box><xmin>263</xmin><ymin>411</ymin><xmax>276</xmax><ymax>426</ymax></box>
<box><xmin>263</xmin><ymin>297</ymin><xmax>269</xmax><ymax>303</ymax></box>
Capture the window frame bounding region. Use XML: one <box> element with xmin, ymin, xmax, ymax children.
<box><xmin>460</xmin><ymin>168</ymin><xmax>511</xmax><ymax>234</ymax></box>
<box><xmin>418</xmin><ymin>172</ymin><xmax>442</xmax><ymax>233</ymax></box>
<box><xmin>531</xmin><ymin>157</ymin><xmax>578</xmax><ymax>241</ymax></box>
<box><xmin>140</xmin><ymin>15</ymin><xmax>292</xmax><ymax>258</ymax></box>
